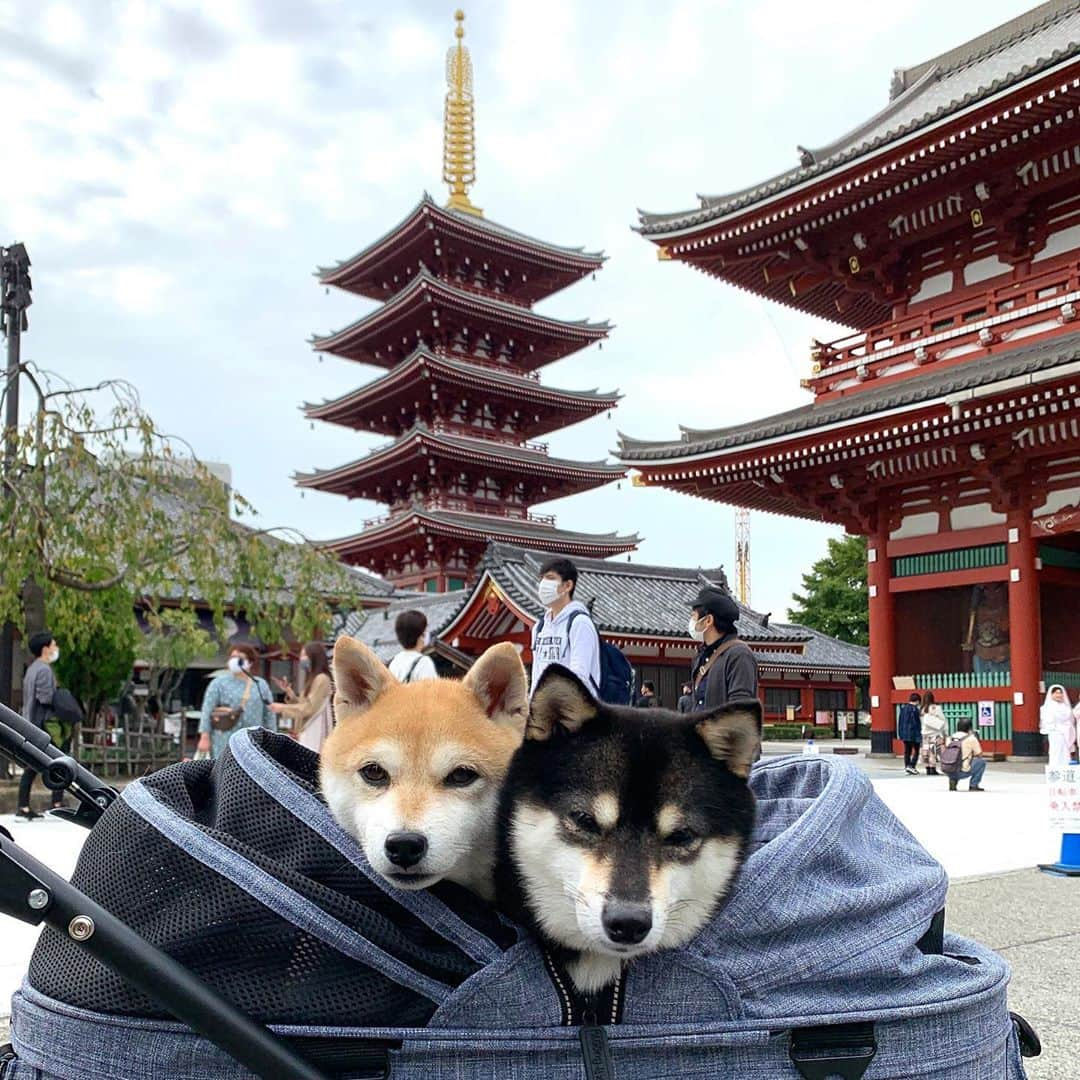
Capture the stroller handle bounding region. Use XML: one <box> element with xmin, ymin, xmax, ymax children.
<box><xmin>0</xmin><ymin>700</ymin><xmax>117</xmax><ymax>828</ymax></box>
<box><xmin>0</xmin><ymin>829</ymin><xmax>332</xmax><ymax>1080</ymax></box>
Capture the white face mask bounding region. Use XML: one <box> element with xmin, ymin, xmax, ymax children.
<box><xmin>227</xmin><ymin>656</ymin><xmax>248</xmax><ymax>674</ymax></box>
<box><xmin>48</xmin><ymin>647</ymin><xmax>60</xmax><ymax>664</ymax></box>
<box><xmin>688</xmin><ymin>615</ymin><xmax>708</xmax><ymax>642</ymax></box>
<box><xmin>538</xmin><ymin>578</ymin><xmax>562</xmax><ymax>607</ymax></box>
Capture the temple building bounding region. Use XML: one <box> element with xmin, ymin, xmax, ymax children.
<box><xmin>298</xmin><ymin>11</ymin><xmax>636</xmax><ymax>592</ymax></box>
<box><xmin>346</xmin><ymin>543</ymin><xmax>867</xmax><ymax>718</ymax></box>
<box><xmin>620</xmin><ymin>1</ymin><xmax>1080</xmax><ymax>757</ymax></box>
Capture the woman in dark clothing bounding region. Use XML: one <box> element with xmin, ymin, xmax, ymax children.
<box><xmin>897</xmin><ymin>692</ymin><xmax>922</xmax><ymax>774</ymax></box>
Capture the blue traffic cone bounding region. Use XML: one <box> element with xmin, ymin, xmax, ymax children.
<box><xmin>1039</xmin><ymin>832</ymin><xmax>1080</xmax><ymax>876</ymax></box>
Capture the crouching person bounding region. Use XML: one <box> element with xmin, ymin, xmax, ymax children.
<box><xmin>949</xmin><ymin>718</ymin><xmax>987</xmax><ymax>792</ymax></box>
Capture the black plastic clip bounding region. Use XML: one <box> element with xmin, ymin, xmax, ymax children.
<box><xmin>790</xmin><ymin>1021</ymin><xmax>877</xmax><ymax>1080</ymax></box>
<box><xmin>1010</xmin><ymin>1012</ymin><xmax>1042</xmax><ymax>1058</ymax></box>
<box><xmin>579</xmin><ymin>1020</ymin><xmax>615</xmax><ymax>1080</ymax></box>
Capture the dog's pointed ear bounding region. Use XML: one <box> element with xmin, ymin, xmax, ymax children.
<box><xmin>463</xmin><ymin>642</ymin><xmax>529</xmax><ymax>731</ymax></box>
<box><xmin>527</xmin><ymin>664</ymin><xmax>599</xmax><ymax>741</ymax></box>
<box><xmin>695</xmin><ymin>698</ymin><xmax>762</xmax><ymax>779</ymax></box>
<box><xmin>332</xmin><ymin>635</ymin><xmax>394</xmax><ymax>715</ymax></box>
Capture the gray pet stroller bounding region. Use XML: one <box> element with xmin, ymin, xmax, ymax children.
<box><xmin>0</xmin><ymin>701</ymin><xmax>1040</xmax><ymax>1079</ymax></box>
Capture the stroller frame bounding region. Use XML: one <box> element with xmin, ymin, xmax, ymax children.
<box><xmin>0</xmin><ymin>699</ymin><xmax>332</xmax><ymax>1080</ymax></box>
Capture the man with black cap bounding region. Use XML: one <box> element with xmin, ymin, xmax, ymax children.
<box><xmin>687</xmin><ymin>586</ymin><xmax>758</xmax><ymax>712</ymax></box>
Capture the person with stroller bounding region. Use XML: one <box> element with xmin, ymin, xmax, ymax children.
<box><xmin>197</xmin><ymin>642</ymin><xmax>276</xmax><ymax>759</ymax></box>
<box><xmin>897</xmin><ymin>692</ymin><xmax>922</xmax><ymax>774</ymax></box>
<box><xmin>919</xmin><ymin>690</ymin><xmax>948</xmax><ymax>775</ymax></box>
<box><xmin>271</xmin><ymin>641</ymin><xmax>334</xmax><ymax>753</ymax></box>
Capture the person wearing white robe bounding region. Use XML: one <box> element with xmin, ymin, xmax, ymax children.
<box><xmin>1041</xmin><ymin>685</ymin><xmax>1077</xmax><ymax>767</ymax></box>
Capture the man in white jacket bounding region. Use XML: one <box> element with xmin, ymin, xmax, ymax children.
<box><xmin>530</xmin><ymin>557</ymin><xmax>601</xmax><ymax>698</ymax></box>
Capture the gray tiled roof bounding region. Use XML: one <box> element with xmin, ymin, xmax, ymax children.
<box><xmin>338</xmin><ymin>589</ymin><xmax>469</xmax><ymax>661</ymax></box>
<box><xmin>479</xmin><ymin>544</ymin><xmax>802</xmax><ymax>642</ymax></box>
<box><xmin>304</xmin><ymin>347</ymin><xmax>621</xmax><ymax>416</ymax></box>
<box><xmin>299</xmin><ymin>423</ymin><xmax>627</xmax><ymax>485</ymax></box>
<box><xmin>334</xmin><ymin>544</ymin><xmax>869</xmax><ymax>674</ymax></box>
<box><xmin>316</xmin><ymin>192</ymin><xmax>605</xmax><ymax>278</ymax></box>
<box><xmin>618</xmin><ymin>329</ymin><xmax>1080</xmax><ymax>463</ymax></box>
<box><xmin>638</xmin><ymin>1</ymin><xmax>1080</xmax><ymax>236</ymax></box>
<box><xmin>327</xmin><ymin>507</ymin><xmax>639</xmax><ymax>552</ymax></box>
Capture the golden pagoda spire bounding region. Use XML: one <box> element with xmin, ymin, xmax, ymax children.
<box><xmin>443</xmin><ymin>9</ymin><xmax>482</xmax><ymax>216</ymax></box>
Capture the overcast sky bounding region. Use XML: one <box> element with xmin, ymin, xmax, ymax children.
<box><xmin>0</xmin><ymin>0</ymin><xmax>1030</xmax><ymax>619</ymax></box>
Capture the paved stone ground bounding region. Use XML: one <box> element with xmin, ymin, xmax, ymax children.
<box><xmin>1</xmin><ymin>751</ymin><xmax>1074</xmax><ymax>1078</ymax></box>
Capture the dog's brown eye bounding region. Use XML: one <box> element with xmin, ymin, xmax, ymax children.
<box><xmin>445</xmin><ymin>766</ymin><xmax>480</xmax><ymax>787</ymax></box>
<box><xmin>569</xmin><ymin>811</ymin><xmax>601</xmax><ymax>835</ymax></box>
<box><xmin>664</xmin><ymin>827</ymin><xmax>698</xmax><ymax>848</ymax></box>
<box><xmin>358</xmin><ymin>763</ymin><xmax>389</xmax><ymax>786</ymax></box>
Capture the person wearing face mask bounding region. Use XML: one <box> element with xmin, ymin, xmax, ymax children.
<box><xmin>687</xmin><ymin>586</ymin><xmax>759</xmax><ymax>713</ymax></box>
<box><xmin>530</xmin><ymin>557</ymin><xmax>601</xmax><ymax>698</ymax></box>
<box><xmin>271</xmin><ymin>642</ymin><xmax>335</xmax><ymax>753</ymax></box>
<box><xmin>197</xmin><ymin>642</ymin><xmax>276</xmax><ymax>759</ymax></box>
<box><xmin>388</xmin><ymin>610</ymin><xmax>438</xmax><ymax>683</ymax></box>
<box><xmin>14</xmin><ymin>631</ymin><xmax>61</xmax><ymax>820</ymax></box>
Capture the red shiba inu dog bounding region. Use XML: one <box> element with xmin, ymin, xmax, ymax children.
<box><xmin>321</xmin><ymin>636</ymin><xmax>528</xmax><ymax>900</ymax></box>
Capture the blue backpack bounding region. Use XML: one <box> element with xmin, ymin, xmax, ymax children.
<box><xmin>534</xmin><ymin>609</ymin><xmax>635</xmax><ymax>706</ymax></box>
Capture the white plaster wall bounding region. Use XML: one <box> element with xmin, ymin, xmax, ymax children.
<box><xmin>1032</xmin><ymin>223</ymin><xmax>1080</xmax><ymax>264</ymax></box>
<box><xmin>1032</xmin><ymin>486</ymin><xmax>1080</xmax><ymax>517</ymax></box>
<box><xmin>963</xmin><ymin>254</ymin><xmax>1011</xmax><ymax>285</ymax></box>
<box><xmin>949</xmin><ymin>502</ymin><xmax>1007</xmax><ymax>530</ymax></box>
<box><xmin>910</xmin><ymin>271</ymin><xmax>955</xmax><ymax>305</ymax></box>
<box><xmin>889</xmin><ymin>511</ymin><xmax>940</xmax><ymax>540</ymax></box>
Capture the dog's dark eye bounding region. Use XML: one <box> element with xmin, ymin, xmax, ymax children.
<box><xmin>445</xmin><ymin>766</ymin><xmax>480</xmax><ymax>788</ymax></box>
<box><xmin>568</xmin><ymin>810</ymin><xmax>602</xmax><ymax>835</ymax></box>
<box><xmin>358</xmin><ymin>763</ymin><xmax>389</xmax><ymax>786</ymax></box>
<box><xmin>664</xmin><ymin>827</ymin><xmax>698</xmax><ymax>848</ymax></box>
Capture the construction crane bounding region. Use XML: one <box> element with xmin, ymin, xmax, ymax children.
<box><xmin>735</xmin><ymin>509</ymin><xmax>751</xmax><ymax>606</ymax></box>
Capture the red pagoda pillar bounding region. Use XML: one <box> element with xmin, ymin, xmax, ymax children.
<box><xmin>1007</xmin><ymin>501</ymin><xmax>1042</xmax><ymax>757</ymax></box>
<box><xmin>867</xmin><ymin>526</ymin><xmax>896</xmax><ymax>755</ymax></box>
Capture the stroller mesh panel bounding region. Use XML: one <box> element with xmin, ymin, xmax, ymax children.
<box><xmin>28</xmin><ymin>732</ymin><xmax>507</xmax><ymax>1025</ymax></box>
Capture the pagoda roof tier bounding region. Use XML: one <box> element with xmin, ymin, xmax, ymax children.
<box><xmin>317</xmin><ymin>194</ymin><xmax>605</xmax><ymax>304</ymax></box>
<box><xmin>634</xmin><ymin>2</ymin><xmax>1080</xmax><ymax>328</ymax></box>
<box><xmin>326</xmin><ymin>510</ymin><xmax>639</xmax><ymax>565</ymax></box>
<box><xmin>303</xmin><ymin>347</ymin><xmax>621</xmax><ymax>439</ymax></box>
<box><xmin>619</xmin><ymin>329</ymin><xmax>1080</xmax><ymax>523</ymax></box>
<box><xmin>311</xmin><ymin>270</ymin><xmax>610</xmax><ymax>369</ymax></box>
<box><xmin>296</xmin><ymin>423</ymin><xmax>626</xmax><ymax>500</ymax></box>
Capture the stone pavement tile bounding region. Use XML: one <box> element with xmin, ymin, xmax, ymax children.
<box><xmin>946</xmin><ymin>868</ymin><xmax>1080</xmax><ymax>949</ymax></box>
<box><xmin>946</xmin><ymin>870</ymin><xmax>1078</xmax><ymax>1079</ymax></box>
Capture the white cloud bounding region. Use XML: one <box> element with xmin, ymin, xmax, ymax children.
<box><xmin>0</xmin><ymin>0</ymin><xmax>1031</xmax><ymax>618</ymax></box>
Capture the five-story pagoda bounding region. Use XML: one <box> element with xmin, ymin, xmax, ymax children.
<box><xmin>298</xmin><ymin>10</ymin><xmax>636</xmax><ymax>592</ymax></box>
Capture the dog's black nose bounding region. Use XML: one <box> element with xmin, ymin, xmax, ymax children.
<box><xmin>602</xmin><ymin>900</ymin><xmax>653</xmax><ymax>945</ymax></box>
<box><xmin>384</xmin><ymin>831</ymin><xmax>428</xmax><ymax>868</ymax></box>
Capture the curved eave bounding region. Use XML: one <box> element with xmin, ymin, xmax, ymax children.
<box><xmin>327</xmin><ymin>512</ymin><xmax>640</xmax><ymax>559</ymax></box>
<box><xmin>317</xmin><ymin>194</ymin><xmax>605</xmax><ymax>290</ymax></box>
<box><xmin>636</xmin><ymin>46</ymin><xmax>1080</xmax><ymax>241</ymax></box>
<box><xmin>311</xmin><ymin>271</ymin><xmax>611</xmax><ymax>359</ymax></box>
<box><xmin>303</xmin><ymin>349</ymin><xmax>621</xmax><ymax>427</ymax></box>
<box><xmin>296</xmin><ymin>427</ymin><xmax>626</xmax><ymax>494</ymax></box>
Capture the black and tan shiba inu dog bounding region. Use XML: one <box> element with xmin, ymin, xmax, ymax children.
<box><xmin>496</xmin><ymin>664</ymin><xmax>760</xmax><ymax>999</ymax></box>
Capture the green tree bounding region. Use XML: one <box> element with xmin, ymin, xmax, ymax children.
<box><xmin>0</xmin><ymin>367</ymin><xmax>359</xmax><ymax>653</ymax></box>
<box><xmin>49</xmin><ymin>577</ymin><xmax>138</xmax><ymax>718</ymax></box>
<box><xmin>141</xmin><ymin>607</ymin><xmax>217</xmax><ymax>714</ymax></box>
<box><xmin>789</xmin><ymin>534</ymin><xmax>869</xmax><ymax>646</ymax></box>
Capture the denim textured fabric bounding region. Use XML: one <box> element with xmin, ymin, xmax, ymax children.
<box><xmin>7</xmin><ymin>745</ymin><xmax>1030</xmax><ymax>1079</ymax></box>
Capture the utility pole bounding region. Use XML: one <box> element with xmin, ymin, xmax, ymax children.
<box><xmin>0</xmin><ymin>242</ymin><xmax>32</xmax><ymax>710</ymax></box>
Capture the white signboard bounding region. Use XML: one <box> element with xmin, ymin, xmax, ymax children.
<box><xmin>1047</xmin><ymin>765</ymin><xmax>1080</xmax><ymax>831</ymax></box>
<box><xmin>977</xmin><ymin>700</ymin><xmax>995</xmax><ymax>728</ymax></box>
<box><xmin>837</xmin><ymin>712</ymin><xmax>850</xmax><ymax>733</ymax></box>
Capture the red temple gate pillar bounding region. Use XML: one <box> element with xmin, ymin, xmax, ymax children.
<box><xmin>1007</xmin><ymin>505</ymin><xmax>1042</xmax><ymax>757</ymax></box>
<box><xmin>867</xmin><ymin>528</ymin><xmax>896</xmax><ymax>755</ymax></box>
